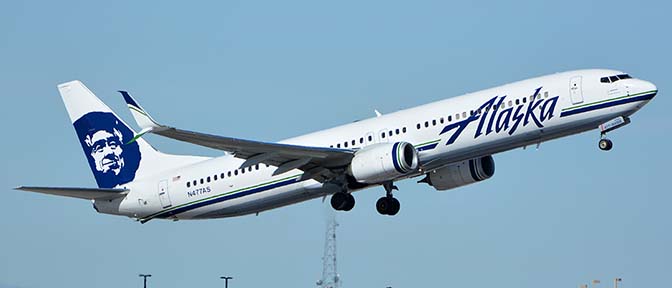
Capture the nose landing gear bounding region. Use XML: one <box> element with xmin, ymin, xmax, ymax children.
<box><xmin>598</xmin><ymin>138</ymin><xmax>613</xmax><ymax>151</ymax></box>
<box><xmin>597</xmin><ymin>116</ymin><xmax>630</xmax><ymax>152</ymax></box>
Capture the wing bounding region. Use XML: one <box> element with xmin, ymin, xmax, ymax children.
<box><xmin>14</xmin><ymin>186</ymin><xmax>128</xmax><ymax>200</ymax></box>
<box><xmin>119</xmin><ymin>91</ymin><xmax>354</xmax><ymax>182</ymax></box>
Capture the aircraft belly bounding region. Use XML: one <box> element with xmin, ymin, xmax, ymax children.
<box><xmin>188</xmin><ymin>181</ymin><xmax>333</xmax><ymax>219</ymax></box>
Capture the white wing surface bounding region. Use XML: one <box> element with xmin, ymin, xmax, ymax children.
<box><xmin>119</xmin><ymin>91</ymin><xmax>354</xmax><ymax>181</ymax></box>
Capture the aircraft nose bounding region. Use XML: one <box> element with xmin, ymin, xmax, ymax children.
<box><xmin>646</xmin><ymin>81</ymin><xmax>658</xmax><ymax>98</ymax></box>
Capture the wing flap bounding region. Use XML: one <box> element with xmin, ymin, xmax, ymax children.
<box><xmin>14</xmin><ymin>186</ymin><xmax>128</xmax><ymax>200</ymax></box>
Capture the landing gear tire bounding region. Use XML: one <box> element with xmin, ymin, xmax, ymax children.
<box><xmin>331</xmin><ymin>192</ymin><xmax>355</xmax><ymax>211</ymax></box>
<box><xmin>598</xmin><ymin>138</ymin><xmax>613</xmax><ymax>151</ymax></box>
<box><xmin>376</xmin><ymin>196</ymin><xmax>400</xmax><ymax>216</ymax></box>
<box><xmin>342</xmin><ymin>193</ymin><xmax>355</xmax><ymax>211</ymax></box>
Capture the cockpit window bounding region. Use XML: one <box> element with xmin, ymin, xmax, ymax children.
<box><xmin>601</xmin><ymin>74</ymin><xmax>633</xmax><ymax>83</ymax></box>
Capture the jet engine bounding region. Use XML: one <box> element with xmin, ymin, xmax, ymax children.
<box><xmin>420</xmin><ymin>156</ymin><xmax>495</xmax><ymax>191</ymax></box>
<box><xmin>348</xmin><ymin>142</ymin><xmax>419</xmax><ymax>183</ymax></box>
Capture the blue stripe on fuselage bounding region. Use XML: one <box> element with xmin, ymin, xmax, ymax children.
<box><xmin>152</xmin><ymin>177</ymin><xmax>299</xmax><ymax>220</ymax></box>
<box><xmin>560</xmin><ymin>93</ymin><xmax>656</xmax><ymax>118</ymax></box>
<box><xmin>417</xmin><ymin>143</ymin><xmax>438</xmax><ymax>151</ymax></box>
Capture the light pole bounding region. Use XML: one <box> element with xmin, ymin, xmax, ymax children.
<box><xmin>220</xmin><ymin>276</ymin><xmax>233</xmax><ymax>288</ymax></box>
<box><xmin>139</xmin><ymin>274</ymin><xmax>152</xmax><ymax>288</ymax></box>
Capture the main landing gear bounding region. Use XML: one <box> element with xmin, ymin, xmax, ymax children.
<box><xmin>331</xmin><ymin>191</ymin><xmax>355</xmax><ymax>211</ymax></box>
<box><xmin>329</xmin><ymin>181</ymin><xmax>401</xmax><ymax>216</ymax></box>
<box><xmin>376</xmin><ymin>182</ymin><xmax>400</xmax><ymax>216</ymax></box>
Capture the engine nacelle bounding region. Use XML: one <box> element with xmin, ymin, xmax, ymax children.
<box><xmin>349</xmin><ymin>142</ymin><xmax>419</xmax><ymax>184</ymax></box>
<box><xmin>422</xmin><ymin>156</ymin><xmax>495</xmax><ymax>191</ymax></box>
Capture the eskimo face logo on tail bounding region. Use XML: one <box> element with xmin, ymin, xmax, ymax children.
<box><xmin>73</xmin><ymin>112</ymin><xmax>141</xmax><ymax>188</ymax></box>
<box><xmin>440</xmin><ymin>87</ymin><xmax>559</xmax><ymax>146</ymax></box>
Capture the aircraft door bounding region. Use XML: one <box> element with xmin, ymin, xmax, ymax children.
<box><xmin>158</xmin><ymin>180</ymin><xmax>172</xmax><ymax>208</ymax></box>
<box><xmin>569</xmin><ymin>76</ymin><xmax>584</xmax><ymax>104</ymax></box>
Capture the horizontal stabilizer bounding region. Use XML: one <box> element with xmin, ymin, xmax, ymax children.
<box><xmin>14</xmin><ymin>186</ymin><xmax>128</xmax><ymax>200</ymax></box>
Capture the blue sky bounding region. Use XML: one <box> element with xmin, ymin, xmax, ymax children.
<box><xmin>1</xmin><ymin>1</ymin><xmax>670</xmax><ymax>287</ymax></box>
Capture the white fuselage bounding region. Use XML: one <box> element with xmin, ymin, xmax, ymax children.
<box><xmin>99</xmin><ymin>69</ymin><xmax>657</xmax><ymax>221</ymax></box>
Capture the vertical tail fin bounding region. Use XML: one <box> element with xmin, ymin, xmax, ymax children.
<box><xmin>58</xmin><ymin>81</ymin><xmax>207</xmax><ymax>188</ymax></box>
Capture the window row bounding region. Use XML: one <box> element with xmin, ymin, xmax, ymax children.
<box><xmin>186</xmin><ymin>164</ymin><xmax>267</xmax><ymax>188</ymax></box>
<box><xmin>328</xmin><ymin>127</ymin><xmax>409</xmax><ymax>149</ymax></box>
<box><xmin>415</xmin><ymin>91</ymin><xmax>550</xmax><ymax>129</ymax></box>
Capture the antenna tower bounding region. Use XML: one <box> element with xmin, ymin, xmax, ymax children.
<box><xmin>316</xmin><ymin>214</ymin><xmax>340</xmax><ymax>288</ymax></box>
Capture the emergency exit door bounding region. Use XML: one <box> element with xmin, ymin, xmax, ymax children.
<box><xmin>158</xmin><ymin>180</ymin><xmax>172</xmax><ymax>208</ymax></box>
<box><xmin>569</xmin><ymin>76</ymin><xmax>584</xmax><ymax>104</ymax></box>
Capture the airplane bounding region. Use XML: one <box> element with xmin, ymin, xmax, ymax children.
<box><xmin>15</xmin><ymin>69</ymin><xmax>657</xmax><ymax>223</ymax></box>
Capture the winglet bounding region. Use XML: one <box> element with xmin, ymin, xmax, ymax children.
<box><xmin>119</xmin><ymin>91</ymin><xmax>165</xmax><ymax>143</ymax></box>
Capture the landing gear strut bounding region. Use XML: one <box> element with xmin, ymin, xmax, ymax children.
<box><xmin>376</xmin><ymin>182</ymin><xmax>400</xmax><ymax>216</ymax></box>
<box><xmin>331</xmin><ymin>191</ymin><xmax>355</xmax><ymax>211</ymax></box>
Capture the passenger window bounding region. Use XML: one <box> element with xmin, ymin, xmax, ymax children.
<box><xmin>200</xmin><ymin>179</ymin><xmax>204</xmax><ymax>184</ymax></box>
<box><xmin>329</xmin><ymin>145</ymin><xmax>333</xmax><ymax>148</ymax></box>
<box><xmin>193</xmin><ymin>180</ymin><xmax>197</xmax><ymax>186</ymax></box>
<box><xmin>221</xmin><ymin>173</ymin><xmax>225</xmax><ymax>179</ymax></box>
<box><xmin>462</xmin><ymin>112</ymin><xmax>467</xmax><ymax>118</ymax></box>
<box><xmin>248</xmin><ymin>166</ymin><xmax>252</xmax><ymax>172</ymax></box>
<box><xmin>351</xmin><ymin>140</ymin><xmax>355</xmax><ymax>145</ymax></box>
<box><xmin>228</xmin><ymin>171</ymin><xmax>232</xmax><ymax>177</ymax></box>
<box><xmin>344</xmin><ymin>142</ymin><xmax>348</xmax><ymax>148</ymax></box>
<box><xmin>395</xmin><ymin>129</ymin><xmax>399</xmax><ymax>135</ymax></box>
<box><xmin>544</xmin><ymin>91</ymin><xmax>549</xmax><ymax>98</ymax></box>
<box><xmin>440</xmin><ymin>117</ymin><xmax>444</xmax><ymax>124</ymax></box>
<box><xmin>416</xmin><ymin>123</ymin><xmax>421</xmax><ymax>129</ymax></box>
<box><xmin>255</xmin><ymin>164</ymin><xmax>259</xmax><ymax>170</ymax></box>
<box><xmin>515</xmin><ymin>99</ymin><xmax>520</xmax><ymax>105</ymax></box>
<box><xmin>432</xmin><ymin>119</ymin><xmax>436</xmax><ymax>126</ymax></box>
<box><xmin>360</xmin><ymin>137</ymin><xmax>364</xmax><ymax>144</ymax></box>
<box><xmin>448</xmin><ymin>115</ymin><xmax>452</xmax><ymax>122</ymax></box>
<box><xmin>600</xmin><ymin>77</ymin><xmax>610</xmax><ymax>83</ymax></box>
<box><xmin>424</xmin><ymin>121</ymin><xmax>429</xmax><ymax>128</ymax></box>
<box><xmin>470</xmin><ymin>110</ymin><xmax>474</xmax><ymax>116</ymax></box>
<box><xmin>402</xmin><ymin>127</ymin><xmax>407</xmax><ymax>133</ymax></box>
<box><xmin>381</xmin><ymin>133</ymin><xmax>386</xmax><ymax>139</ymax></box>
<box><xmin>241</xmin><ymin>169</ymin><xmax>245</xmax><ymax>174</ymax></box>
<box><xmin>234</xmin><ymin>170</ymin><xmax>238</xmax><ymax>176</ymax></box>
<box><xmin>522</xmin><ymin>97</ymin><xmax>526</xmax><ymax>103</ymax></box>
<box><xmin>187</xmin><ymin>182</ymin><xmax>190</xmax><ymax>188</ymax></box>
<box><xmin>337</xmin><ymin>143</ymin><xmax>341</xmax><ymax>148</ymax></box>
<box><xmin>455</xmin><ymin>113</ymin><xmax>460</xmax><ymax>120</ymax></box>
<box><xmin>214</xmin><ymin>174</ymin><xmax>217</xmax><ymax>181</ymax></box>
<box><xmin>388</xmin><ymin>131</ymin><xmax>393</xmax><ymax>137</ymax></box>
<box><xmin>368</xmin><ymin>135</ymin><xmax>373</xmax><ymax>141</ymax></box>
